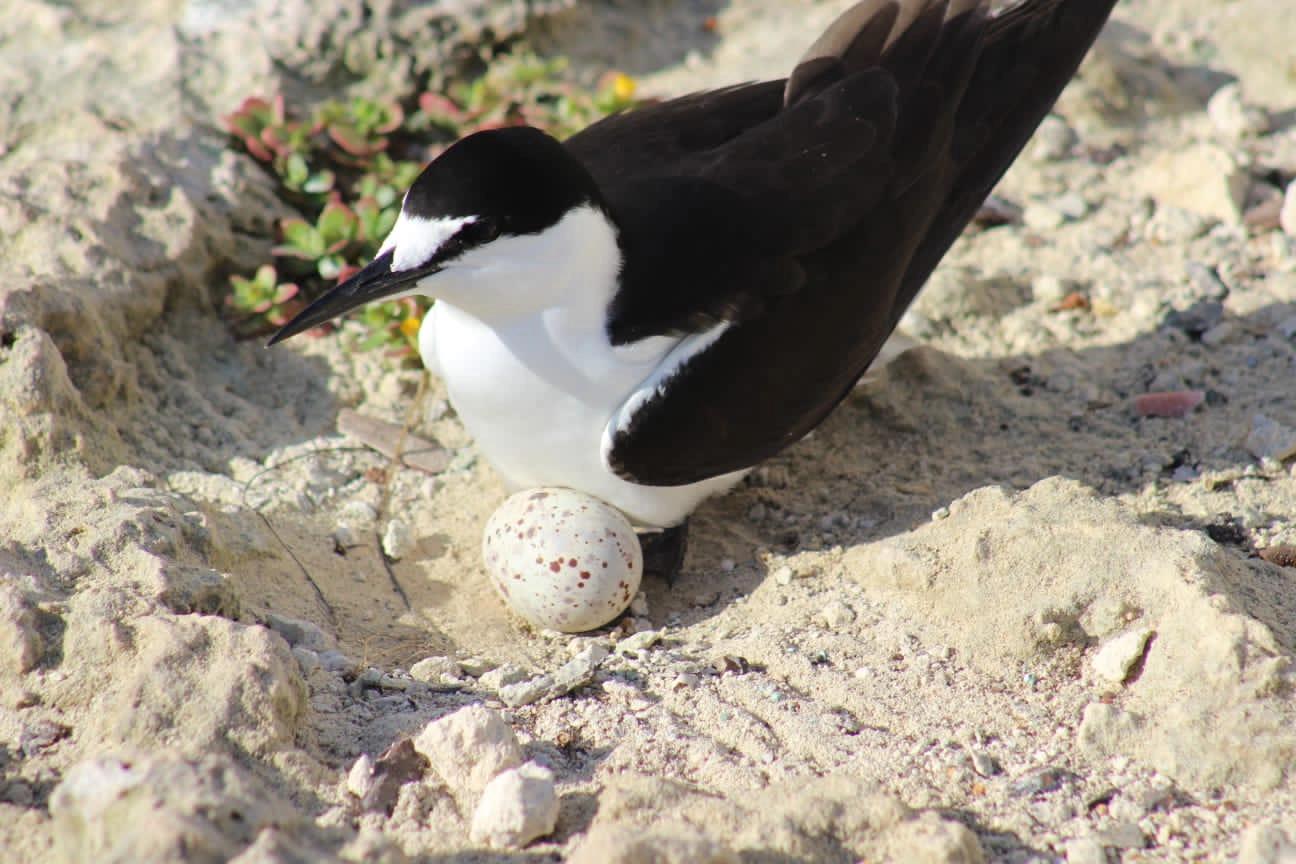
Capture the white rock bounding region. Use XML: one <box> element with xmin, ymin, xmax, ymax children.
<box><xmin>469</xmin><ymin>762</ymin><xmax>559</xmax><ymax>849</ymax></box>
<box><xmin>1063</xmin><ymin>835</ymin><xmax>1109</xmax><ymax>864</ymax></box>
<box><xmin>1138</xmin><ymin>144</ymin><xmax>1249</xmax><ymax>225</ymax></box>
<box><xmin>345</xmin><ymin>754</ymin><xmax>375</xmax><ymax>799</ymax></box>
<box><xmin>1238</xmin><ymin>822</ymin><xmax>1296</xmax><ymax>864</ymax></box>
<box><xmin>818</xmin><ymin>600</ymin><xmax>857</xmax><ymax>629</ymax></box>
<box><xmin>412</xmin><ymin>705</ymin><xmax>523</xmax><ymax>802</ymax></box>
<box><xmin>479</xmin><ymin>663</ymin><xmax>529</xmax><ymax>691</ymax></box>
<box><xmin>1281</xmin><ymin>181</ymin><xmax>1296</xmax><ymax>239</ymax></box>
<box><xmin>409</xmin><ymin>655</ymin><xmax>461</xmax><ymax>683</ymax></box>
<box><xmin>1246</xmin><ymin>414</ymin><xmax>1296</xmax><ymax>462</ymax></box>
<box><xmin>499</xmin><ymin>675</ymin><xmax>556</xmax><ymax>708</ymax></box>
<box><xmin>1030</xmin><ymin>114</ymin><xmax>1076</xmax><ymax>161</ymax></box>
<box><xmin>340</xmin><ymin>500</ymin><xmax>378</xmax><ymax>524</ymax></box>
<box><xmin>552</xmin><ymin>645</ymin><xmax>609</xmax><ymax>694</ymax></box>
<box><xmin>1023</xmin><ymin>202</ymin><xmax>1066</xmax><ymax>231</ymax></box>
<box><xmin>381</xmin><ymin>518</ymin><xmax>413</xmax><ymax>560</ymax></box>
<box><xmin>1206</xmin><ymin>83</ymin><xmax>1270</xmax><ymax>139</ymax></box>
<box><xmin>615</xmin><ymin>629</ymin><xmax>661</xmax><ymax>656</ymax></box>
<box><xmin>1091</xmin><ymin>627</ymin><xmax>1154</xmax><ymax>684</ymax></box>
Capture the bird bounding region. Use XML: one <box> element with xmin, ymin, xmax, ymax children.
<box><xmin>271</xmin><ymin>0</ymin><xmax>1120</xmax><ymax>581</ymax></box>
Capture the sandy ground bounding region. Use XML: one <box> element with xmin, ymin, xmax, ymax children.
<box><xmin>3</xmin><ymin>0</ymin><xmax>1296</xmax><ymax>861</ymax></box>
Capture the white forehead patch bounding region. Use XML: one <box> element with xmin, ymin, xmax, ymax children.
<box><xmin>379</xmin><ymin>212</ymin><xmax>478</xmax><ymax>272</ymax></box>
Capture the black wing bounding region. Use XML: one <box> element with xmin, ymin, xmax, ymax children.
<box><xmin>570</xmin><ymin>0</ymin><xmax>1118</xmax><ymax>487</ymax></box>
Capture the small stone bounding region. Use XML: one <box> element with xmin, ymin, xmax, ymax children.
<box><xmin>1031</xmin><ymin>114</ymin><xmax>1076</xmax><ymax>161</ymax></box>
<box><xmin>1207</xmin><ymin>83</ymin><xmax>1270</xmax><ymax>139</ymax></box>
<box><xmin>499</xmin><ymin>675</ymin><xmax>556</xmax><ymax>708</ymax></box>
<box><xmin>381</xmin><ymin>519</ymin><xmax>413</xmax><ymax>560</ymax></box>
<box><xmin>1282</xmin><ymin>181</ymin><xmax>1296</xmax><ymax>238</ymax></box>
<box><xmin>615</xmin><ymin>630</ymin><xmax>661</xmax><ymax>656</ymax></box>
<box><xmin>1139</xmin><ymin>145</ymin><xmax>1249</xmax><ymax>225</ymax></box>
<box><xmin>1096</xmin><ymin>821</ymin><xmax>1146</xmax><ymax>850</ymax></box>
<box><xmin>817</xmin><ymin>600</ymin><xmax>856</xmax><ymax>629</ymax></box>
<box><xmin>1023</xmin><ymin>202</ymin><xmax>1067</xmax><ymax>230</ymax></box>
<box><xmin>1064</xmin><ymin>835</ymin><xmax>1109</xmax><ymax>864</ymax></box>
<box><xmin>970</xmin><ymin>751</ymin><xmax>1002</xmax><ymax>777</ymax></box>
<box><xmin>1091</xmin><ymin>628</ymin><xmax>1154</xmax><ymax>684</ymax></box>
<box><xmin>319</xmin><ymin>650</ymin><xmax>357</xmax><ymax>675</ymax></box>
<box><xmin>1009</xmin><ymin>766</ymin><xmax>1076</xmax><ymax>797</ymax></box>
<box><xmin>629</xmin><ymin>592</ymin><xmax>650</xmax><ymax>617</ymax></box>
<box><xmin>361</xmin><ymin>738</ymin><xmax>430</xmax><ymax>816</ymax></box>
<box><xmin>412</xmin><ymin>705</ymin><xmax>523</xmax><ymax>802</ymax></box>
<box><xmin>345</xmin><ymin>754</ymin><xmax>375</xmax><ymax>799</ymax></box>
<box><xmin>479</xmin><ymin>663</ymin><xmax>528</xmax><ymax>691</ymax></box>
<box><xmin>263</xmin><ymin>612</ymin><xmax>331</xmax><ymax>651</ymax></box>
<box><xmin>1053</xmin><ymin>193</ymin><xmax>1089</xmax><ymax>220</ymax></box>
<box><xmin>410</xmin><ymin>655</ymin><xmax>462</xmax><ymax>684</ymax></box>
<box><xmin>1</xmin><ymin>780</ymin><xmax>34</xmax><ymax>807</ymax></box>
<box><xmin>773</xmin><ymin>566</ymin><xmax>793</xmax><ymax>586</ymax></box>
<box><xmin>291</xmin><ymin>646</ymin><xmax>320</xmax><ymax>675</ymax></box>
<box><xmin>1033</xmin><ymin>275</ymin><xmax>1071</xmax><ymax>304</ymax></box>
<box><xmin>1163</xmin><ymin>299</ymin><xmax>1224</xmax><ymax>338</ymax></box>
<box><xmin>459</xmin><ymin>656</ymin><xmax>497</xmax><ymax>677</ymax></box>
<box><xmin>1077</xmin><ymin>702</ymin><xmax>1143</xmax><ymax>755</ymax></box>
<box><xmin>551</xmin><ymin>645</ymin><xmax>609</xmax><ymax>694</ymax></box>
<box><xmin>469</xmin><ymin>762</ymin><xmax>559</xmax><ymax>849</ymax></box>
<box><xmin>1246</xmin><ymin>414</ymin><xmax>1296</xmax><ymax>462</ymax></box>
<box><xmin>0</xmin><ymin>585</ymin><xmax>44</xmax><ymax>675</ymax></box>
<box><xmin>1238</xmin><ymin>822</ymin><xmax>1296</xmax><ymax>864</ymax></box>
<box><xmin>332</xmin><ymin>522</ymin><xmax>357</xmax><ymax>549</ymax></box>
<box><xmin>1185</xmin><ymin>261</ymin><xmax>1230</xmax><ymax>300</ymax></box>
<box><xmin>1148</xmin><ymin>205</ymin><xmax>1209</xmax><ymax>243</ymax></box>
<box><xmin>341</xmin><ymin>500</ymin><xmax>378</xmax><ymax>524</ymax></box>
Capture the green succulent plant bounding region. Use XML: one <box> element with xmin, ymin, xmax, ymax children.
<box><xmin>221</xmin><ymin>46</ymin><xmax>644</xmax><ymax>358</ymax></box>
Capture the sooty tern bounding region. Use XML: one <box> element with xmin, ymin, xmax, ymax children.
<box><xmin>271</xmin><ymin>0</ymin><xmax>1119</xmax><ymax>577</ymax></box>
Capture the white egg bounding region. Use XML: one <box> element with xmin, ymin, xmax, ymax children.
<box><xmin>482</xmin><ymin>488</ymin><xmax>643</xmax><ymax>633</ymax></box>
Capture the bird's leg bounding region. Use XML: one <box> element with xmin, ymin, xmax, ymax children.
<box><xmin>639</xmin><ymin>520</ymin><xmax>689</xmax><ymax>586</ymax></box>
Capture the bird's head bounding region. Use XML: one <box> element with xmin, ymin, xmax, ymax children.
<box><xmin>269</xmin><ymin>126</ymin><xmax>610</xmax><ymax>345</ymax></box>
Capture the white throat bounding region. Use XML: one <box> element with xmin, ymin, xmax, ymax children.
<box><xmin>406</xmin><ymin>204</ymin><xmax>622</xmax><ymax>325</ymax></box>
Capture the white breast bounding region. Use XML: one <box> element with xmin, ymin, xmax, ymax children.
<box><xmin>426</xmin><ymin>301</ymin><xmax>746</xmax><ymax>527</ymax></box>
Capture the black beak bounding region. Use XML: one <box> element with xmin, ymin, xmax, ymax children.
<box><xmin>267</xmin><ymin>251</ymin><xmax>437</xmax><ymax>346</ymax></box>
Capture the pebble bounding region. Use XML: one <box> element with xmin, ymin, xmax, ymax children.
<box><xmin>1023</xmin><ymin>202</ymin><xmax>1067</xmax><ymax>231</ymax></box>
<box><xmin>773</xmin><ymin>565</ymin><xmax>793</xmax><ymax>586</ymax></box>
<box><xmin>970</xmin><ymin>751</ymin><xmax>1002</xmax><ymax>777</ymax></box>
<box><xmin>1237</xmin><ymin>822</ymin><xmax>1296</xmax><ymax>864</ymax></box>
<box><xmin>480</xmin><ymin>663</ymin><xmax>528</xmax><ymax>691</ymax></box>
<box><xmin>1206</xmin><ymin>83</ymin><xmax>1270</xmax><ymax>139</ymax></box>
<box><xmin>1282</xmin><ymin>181</ymin><xmax>1296</xmax><ymax>238</ymax></box>
<box><xmin>319</xmin><ymin>650</ymin><xmax>358</xmax><ymax>675</ymax></box>
<box><xmin>412</xmin><ymin>705</ymin><xmax>523</xmax><ymax>802</ymax></box>
<box><xmin>1091</xmin><ymin>628</ymin><xmax>1154</xmax><ymax>684</ymax></box>
<box><xmin>1185</xmin><ymin>261</ymin><xmax>1230</xmax><ymax>300</ymax></box>
<box><xmin>291</xmin><ymin>646</ymin><xmax>320</xmax><ymax>675</ymax></box>
<box><xmin>1064</xmin><ymin>836</ymin><xmax>1109</xmax><ymax>864</ymax></box>
<box><xmin>1009</xmin><ymin>766</ymin><xmax>1076</xmax><ymax>798</ymax></box>
<box><xmin>629</xmin><ymin>591</ymin><xmax>650</xmax><ymax>617</ymax></box>
<box><xmin>340</xmin><ymin>500</ymin><xmax>378</xmax><ymax>524</ymax></box>
<box><xmin>345</xmin><ymin>753</ymin><xmax>375</xmax><ymax>799</ymax></box>
<box><xmin>1246</xmin><ymin>414</ymin><xmax>1296</xmax><ymax>462</ymax></box>
<box><xmin>1147</xmin><ymin>205</ymin><xmax>1209</xmax><ymax>243</ymax></box>
<box><xmin>499</xmin><ymin>675</ymin><xmax>555</xmax><ymax>708</ymax></box>
<box><xmin>817</xmin><ymin>600</ymin><xmax>856</xmax><ymax>629</ymax></box>
<box><xmin>409</xmin><ymin>655</ymin><xmax>462</xmax><ymax>684</ymax></box>
<box><xmin>331</xmin><ymin>522</ymin><xmax>357</xmax><ymax>549</ymax></box>
<box><xmin>1031</xmin><ymin>114</ymin><xmax>1076</xmax><ymax>161</ymax></box>
<box><xmin>469</xmin><ymin>762</ymin><xmax>559</xmax><ymax>849</ymax></box>
<box><xmin>1097</xmin><ymin>821</ymin><xmax>1146</xmax><ymax>850</ymax></box>
<box><xmin>1134</xmin><ymin>391</ymin><xmax>1204</xmax><ymax>419</ymax></box>
<box><xmin>263</xmin><ymin>612</ymin><xmax>332</xmax><ymax>651</ymax></box>
<box><xmin>615</xmin><ymin>629</ymin><xmax>661</xmax><ymax>656</ymax></box>
<box><xmin>551</xmin><ymin>645</ymin><xmax>609</xmax><ymax>694</ymax></box>
<box><xmin>381</xmin><ymin>518</ymin><xmax>413</xmax><ymax>560</ymax></box>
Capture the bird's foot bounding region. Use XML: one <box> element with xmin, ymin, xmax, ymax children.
<box><xmin>639</xmin><ymin>520</ymin><xmax>689</xmax><ymax>586</ymax></box>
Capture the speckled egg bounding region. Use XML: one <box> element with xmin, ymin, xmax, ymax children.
<box><xmin>482</xmin><ymin>488</ymin><xmax>643</xmax><ymax>633</ymax></box>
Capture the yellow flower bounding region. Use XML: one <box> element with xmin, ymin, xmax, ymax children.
<box><xmin>400</xmin><ymin>315</ymin><xmax>422</xmax><ymax>339</ymax></box>
<box><xmin>610</xmin><ymin>72</ymin><xmax>637</xmax><ymax>102</ymax></box>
